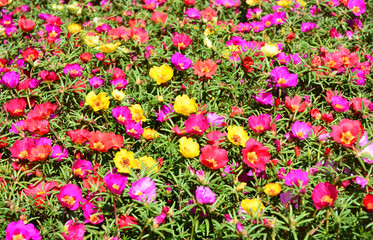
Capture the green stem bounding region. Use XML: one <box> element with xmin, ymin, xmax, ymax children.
<box><xmin>190</xmin><ymin>214</ymin><xmax>198</xmax><ymax>240</ymax></box>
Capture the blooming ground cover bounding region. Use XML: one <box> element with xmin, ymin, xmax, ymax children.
<box><xmin>0</xmin><ymin>0</ymin><xmax>373</xmax><ymax>239</ymax></box>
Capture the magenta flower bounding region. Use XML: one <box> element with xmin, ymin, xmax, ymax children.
<box><xmin>5</xmin><ymin>220</ymin><xmax>41</xmax><ymax>240</ymax></box>
<box><xmin>51</xmin><ymin>144</ymin><xmax>68</xmax><ymax>161</ymax></box>
<box><xmin>125</xmin><ymin>120</ymin><xmax>143</xmax><ymax>139</ymax></box>
<box><xmin>72</xmin><ymin>159</ymin><xmax>92</xmax><ymax>179</ymax></box>
<box><xmin>301</xmin><ymin>22</ymin><xmax>317</xmax><ymax>32</ymax></box>
<box><xmin>355</xmin><ymin>176</ymin><xmax>368</xmax><ymax>188</ymax></box>
<box><xmin>196</xmin><ymin>186</ymin><xmax>216</xmax><ymax>204</ymax></box>
<box><xmin>45</xmin><ymin>24</ymin><xmax>61</xmax><ymax>38</ymax></box>
<box><xmin>129</xmin><ymin>177</ymin><xmax>157</xmax><ymax>203</ymax></box>
<box><xmin>57</xmin><ymin>183</ymin><xmax>83</xmax><ymax>211</ymax></box>
<box><xmin>248</xmin><ymin>114</ymin><xmax>271</xmax><ymax>134</ymax></box>
<box><xmin>82</xmin><ymin>201</ymin><xmax>105</xmax><ymax>225</ymax></box>
<box><xmin>291</xmin><ymin>121</ymin><xmax>313</xmax><ymax>140</ymax></box>
<box><xmin>112</xmin><ymin>106</ymin><xmax>132</xmax><ymax>125</ymax></box>
<box><xmin>252</xmin><ymin>89</ymin><xmax>273</xmax><ymax>106</ymax></box>
<box><xmin>250</xmin><ymin>21</ymin><xmax>264</xmax><ymax>32</ymax></box>
<box><xmin>1</xmin><ymin>71</ymin><xmax>20</xmax><ymax>88</ymax></box>
<box><xmin>62</xmin><ymin>219</ymin><xmax>85</xmax><ymax>240</ymax></box>
<box><xmin>104</xmin><ymin>172</ymin><xmax>127</xmax><ymax>195</ymax></box>
<box><xmin>360</xmin><ymin>142</ymin><xmax>373</xmax><ymax>164</ymax></box>
<box><xmin>111</xmin><ymin>78</ymin><xmax>128</xmax><ymax>89</ymax></box>
<box><xmin>312</xmin><ymin>182</ymin><xmax>338</xmax><ymax>209</ymax></box>
<box><xmin>330</xmin><ymin>95</ymin><xmax>349</xmax><ymax>112</ymax></box>
<box><xmin>348</xmin><ymin>0</ymin><xmax>366</xmax><ymax>16</ymax></box>
<box><xmin>284</xmin><ymin>169</ymin><xmax>309</xmax><ymax>187</ymax></box>
<box><xmin>88</xmin><ymin>76</ymin><xmax>105</xmax><ymax>89</ymax></box>
<box><xmin>171</xmin><ymin>52</ymin><xmax>192</xmax><ymax>71</ymax></box>
<box><xmin>185</xmin><ymin>114</ymin><xmax>210</xmax><ymax>135</ymax></box>
<box><xmin>273</xmin><ymin>12</ymin><xmax>286</xmax><ymax>25</ymax></box>
<box><xmin>262</xmin><ymin>14</ymin><xmax>274</xmax><ymax>28</ymax></box>
<box><xmin>156</xmin><ymin>104</ymin><xmax>173</xmax><ymax>123</ymax></box>
<box><xmin>184</xmin><ymin>8</ymin><xmax>201</xmax><ymax>19</ymax></box>
<box><xmin>206</xmin><ymin>112</ymin><xmax>225</xmax><ymax>127</ymax></box>
<box><xmin>95</xmin><ymin>53</ymin><xmax>105</xmax><ymax>61</ymax></box>
<box><xmin>270</xmin><ymin>66</ymin><xmax>298</xmax><ymax>88</ymax></box>
<box><xmin>64</xmin><ymin>63</ymin><xmax>83</xmax><ymax>78</ymax></box>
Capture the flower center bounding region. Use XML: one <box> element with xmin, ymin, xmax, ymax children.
<box><xmin>112</xmin><ymin>184</ymin><xmax>120</xmax><ymax>190</ymax></box>
<box><xmin>19</xmin><ymin>150</ymin><xmax>28</xmax><ymax>158</ymax></box>
<box><xmin>93</xmin><ymin>142</ymin><xmax>105</xmax><ymax>150</ymax></box>
<box><xmin>177</xmin><ymin>42</ymin><xmax>186</xmax><ymax>48</ymax></box>
<box><xmin>206</xmin><ymin>158</ymin><xmax>217</xmax><ymax>168</ymax></box>
<box><xmin>297</xmin><ymin>132</ymin><xmax>304</xmax><ymax>138</ymax></box>
<box><xmin>232</xmin><ymin>135</ymin><xmax>241</xmax><ymax>145</ymax></box>
<box><xmin>135</xmin><ymin>191</ymin><xmax>143</xmax><ymax>196</ymax></box>
<box><xmin>117</xmin><ymin>115</ymin><xmax>126</xmax><ymax>123</ymax></box>
<box><xmin>255</xmin><ymin>125</ymin><xmax>264</xmax><ymax>132</ymax></box>
<box><xmin>334</xmin><ymin>104</ymin><xmax>343</xmax><ymax>109</ymax></box>
<box><xmin>341</xmin><ymin>131</ymin><xmax>354</xmax><ymax>145</ymax></box>
<box><xmin>192</xmin><ymin>126</ymin><xmax>202</xmax><ymax>132</ymax></box>
<box><xmin>321</xmin><ymin>195</ymin><xmax>333</xmax><ymax>205</ymax></box>
<box><xmin>12</xmin><ymin>234</ymin><xmax>25</xmax><ymax>240</ymax></box>
<box><xmin>352</xmin><ymin>6</ymin><xmax>360</xmax><ymax>13</ymax></box>
<box><xmin>90</xmin><ymin>214</ymin><xmax>100</xmax><ymax>223</ymax></box>
<box><xmin>247</xmin><ymin>152</ymin><xmax>258</xmax><ymax>164</ymax></box>
<box><xmin>62</xmin><ymin>195</ymin><xmax>76</xmax><ymax>206</ymax></box>
<box><xmin>74</xmin><ymin>168</ymin><xmax>83</xmax><ymax>176</ymax></box>
<box><xmin>327</xmin><ymin>60</ymin><xmax>336</xmax><ymax>68</ymax></box>
<box><xmin>278</xmin><ymin>78</ymin><xmax>287</xmax><ymax>85</ymax></box>
<box><xmin>201</xmin><ymin>67</ymin><xmax>210</xmax><ymax>73</ymax></box>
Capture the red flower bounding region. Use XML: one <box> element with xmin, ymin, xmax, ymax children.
<box><xmin>363</xmin><ymin>194</ymin><xmax>373</xmax><ymax>212</ymax></box>
<box><xmin>80</xmin><ymin>53</ymin><xmax>92</xmax><ymax>62</ymax></box>
<box><xmin>309</xmin><ymin>108</ymin><xmax>321</xmax><ymax>120</ymax></box>
<box><xmin>285</xmin><ymin>95</ymin><xmax>307</xmax><ymax>113</ymax></box>
<box><xmin>294</xmin><ymin>146</ymin><xmax>301</xmax><ymax>157</ymax></box>
<box><xmin>27</xmin><ymin>102</ymin><xmax>57</xmax><ymax>120</ymax></box>
<box><xmin>83</xmin><ymin>175</ymin><xmax>106</xmax><ymax>193</ymax></box>
<box><xmin>230</xmin><ymin>106</ymin><xmax>243</xmax><ymax>117</ymax></box>
<box><xmin>23</xmin><ymin>119</ymin><xmax>50</xmax><ymax>135</ymax></box>
<box><xmin>109</xmin><ymin>132</ymin><xmax>124</xmax><ymax>150</ymax></box>
<box><xmin>29</xmin><ymin>145</ymin><xmax>52</xmax><ymax>162</ymax></box>
<box><xmin>4</xmin><ymin>98</ymin><xmax>26</xmax><ymax>116</ymax></box>
<box><xmin>184</xmin><ymin>114</ymin><xmax>210</xmax><ymax>135</ymax></box>
<box><xmin>200</xmin><ymin>145</ymin><xmax>228</xmax><ymax>170</ymax></box>
<box><xmin>23</xmin><ymin>180</ymin><xmax>58</xmax><ymax>207</ymax></box>
<box><xmin>194</xmin><ymin>59</ymin><xmax>218</xmax><ymax>78</ymax></box>
<box><xmin>242</xmin><ymin>56</ymin><xmax>254</xmax><ymax>73</ymax></box>
<box><xmin>172</xmin><ymin>33</ymin><xmax>192</xmax><ymax>50</ymax></box>
<box><xmin>67</xmin><ymin>129</ymin><xmax>91</xmax><ymax>144</ymax></box>
<box><xmin>242</xmin><ymin>139</ymin><xmax>271</xmax><ymax>170</ymax></box>
<box><xmin>321</xmin><ymin>111</ymin><xmax>333</xmax><ymax>123</ymax></box>
<box><xmin>206</xmin><ymin>130</ymin><xmax>227</xmax><ymax>146</ymax></box>
<box><xmin>22</xmin><ymin>48</ymin><xmax>39</xmax><ymax>61</ymax></box>
<box><xmin>331</xmin><ymin>119</ymin><xmax>364</xmax><ymax>148</ymax></box>
<box><xmin>18</xmin><ymin>15</ymin><xmax>35</xmax><ymax>32</ymax></box>
<box><xmin>89</xmin><ymin>131</ymin><xmax>114</xmax><ymax>152</ymax></box>
<box><xmin>0</xmin><ymin>136</ymin><xmax>7</xmax><ymax>149</ymax></box>
<box><xmin>150</xmin><ymin>11</ymin><xmax>168</xmax><ymax>25</ymax></box>
<box><xmin>39</xmin><ymin>70</ymin><xmax>59</xmax><ymax>82</ymax></box>
<box><xmin>118</xmin><ymin>214</ymin><xmax>138</xmax><ymax>230</ymax></box>
<box><xmin>311</xmin><ymin>182</ymin><xmax>338</xmax><ymax>210</ymax></box>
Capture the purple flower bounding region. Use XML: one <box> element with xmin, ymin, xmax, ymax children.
<box><xmin>301</xmin><ymin>22</ymin><xmax>317</xmax><ymax>32</ymax></box>
<box><xmin>51</xmin><ymin>144</ymin><xmax>69</xmax><ymax>161</ymax></box>
<box><xmin>156</xmin><ymin>104</ymin><xmax>173</xmax><ymax>123</ymax></box>
<box><xmin>129</xmin><ymin>177</ymin><xmax>157</xmax><ymax>203</ymax></box>
<box><xmin>5</xmin><ymin>220</ymin><xmax>41</xmax><ymax>240</ymax></box>
<box><xmin>104</xmin><ymin>172</ymin><xmax>127</xmax><ymax>195</ymax></box>
<box><xmin>291</xmin><ymin>121</ymin><xmax>313</xmax><ymax>140</ymax></box>
<box><xmin>170</xmin><ymin>52</ymin><xmax>192</xmax><ymax>71</ymax></box>
<box><xmin>125</xmin><ymin>120</ymin><xmax>143</xmax><ymax>139</ymax></box>
<box><xmin>280</xmin><ymin>191</ymin><xmax>298</xmax><ymax>208</ymax></box>
<box><xmin>184</xmin><ymin>8</ymin><xmax>201</xmax><ymax>20</ymax></box>
<box><xmin>1</xmin><ymin>71</ymin><xmax>20</xmax><ymax>88</ymax></box>
<box><xmin>270</xmin><ymin>66</ymin><xmax>298</xmax><ymax>88</ymax></box>
<box><xmin>95</xmin><ymin>53</ymin><xmax>105</xmax><ymax>61</ymax></box>
<box><xmin>252</xmin><ymin>89</ymin><xmax>273</xmax><ymax>106</ymax></box>
<box><xmin>111</xmin><ymin>78</ymin><xmax>128</xmax><ymax>89</ymax></box>
<box><xmin>112</xmin><ymin>106</ymin><xmax>132</xmax><ymax>125</ymax></box>
<box><xmin>195</xmin><ymin>186</ymin><xmax>216</xmax><ymax>204</ymax></box>
<box><xmin>284</xmin><ymin>169</ymin><xmax>309</xmax><ymax>187</ymax></box>
<box><xmin>330</xmin><ymin>95</ymin><xmax>349</xmax><ymax>112</ymax></box>
<box><xmin>64</xmin><ymin>63</ymin><xmax>83</xmax><ymax>78</ymax></box>
<box><xmin>206</xmin><ymin>112</ymin><xmax>225</xmax><ymax>127</ymax></box>
<box><xmin>89</xmin><ymin>76</ymin><xmax>105</xmax><ymax>89</ymax></box>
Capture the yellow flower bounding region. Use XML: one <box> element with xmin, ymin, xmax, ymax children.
<box><xmin>84</xmin><ymin>34</ymin><xmax>100</xmax><ymax>47</ymax></box>
<box><xmin>142</xmin><ymin>128</ymin><xmax>159</xmax><ymax>140</ymax></box>
<box><xmin>241</xmin><ymin>199</ymin><xmax>265</xmax><ymax>217</ymax></box>
<box><xmin>277</xmin><ymin>0</ymin><xmax>293</xmax><ymax>8</ymax></box>
<box><xmin>85</xmin><ymin>91</ymin><xmax>110</xmax><ymax>112</ymax></box>
<box><xmin>179</xmin><ymin>137</ymin><xmax>200</xmax><ymax>158</ymax></box>
<box><xmin>149</xmin><ymin>64</ymin><xmax>174</xmax><ymax>85</ymax></box>
<box><xmin>227</xmin><ymin>126</ymin><xmax>250</xmax><ymax>147</ymax></box>
<box><xmin>261</xmin><ymin>43</ymin><xmax>281</xmax><ymax>58</ymax></box>
<box><xmin>114</xmin><ymin>149</ymin><xmax>140</xmax><ymax>173</ymax></box>
<box><xmin>67</xmin><ymin>23</ymin><xmax>82</xmax><ymax>34</ymax></box>
<box><xmin>235</xmin><ymin>182</ymin><xmax>247</xmax><ymax>192</ymax></box>
<box><xmin>129</xmin><ymin>104</ymin><xmax>146</xmax><ymax>123</ymax></box>
<box><xmin>100</xmin><ymin>42</ymin><xmax>121</xmax><ymax>53</ymax></box>
<box><xmin>112</xmin><ymin>89</ymin><xmax>125</xmax><ymax>101</ymax></box>
<box><xmin>296</xmin><ymin>0</ymin><xmax>306</xmax><ymax>8</ymax></box>
<box><xmin>263</xmin><ymin>183</ymin><xmax>282</xmax><ymax>197</ymax></box>
<box><xmin>204</xmin><ymin>37</ymin><xmax>213</xmax><ymax>49</ymax></box>
<box><xmin>174</xmin><ymin>95</ymin><xmax>198</xmax><ymax>116</ymax></box>
<box><xmin>139</xmin><ymin>156</ymin><xmax>159</xmax><ymax>173</ymax></box>
<box><xmin>67</xmin><ymin>2</ymin><xmax>82</xmax><ymax>14</ymax></box>
<box><xmin>246</xmin><ymin>0</ymin><xmax>260</xmax><ymax>5</ymax></box>
<box><xmin>52</xmin><ymin>4</ymin><xmax>64</xmax><ymax>10</ymax></box>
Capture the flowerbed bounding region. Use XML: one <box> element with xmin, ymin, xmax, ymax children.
<box><xmin>1</xmin><ymin>0</ymin><xmax>373</xmax><ymax>239</ymax></box>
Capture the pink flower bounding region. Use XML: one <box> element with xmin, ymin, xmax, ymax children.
<box><xmin>112</xmin><ymin>106</ymin><xmax>132</xmax><ymax>125</ymax></box>
<box><xmin>62</xmin><ymin>219</ymin><xmax>85</xmax><ymax>240</ymax></box>
<box><xmin>330</xmin><ymin>95</ymin><xmax>349</xmax><ymax>112</ymax></box>
<box><xmin>185</xmin><ymin>114</ymin><xmax>210</xmax><ymax>135</ymax></box>
<box><xmin>172</xmin><ymin>33</ymin><xmax>192</xmax><ymax>49</ymax></box>
<box><xmin>291</xmin><ymin>121</ymin><xmax>313</xmax><ymax>140</ymax></box>
<box><xmin>125</xmin><ymin>120</ymin><xmax>143</xmax><ymax>139</ymax></box>
<box><xmin>72</xmin><ymin>159</ymin><xmax>92</xmax><ymax>178</ymax></box>
<box><xmin>311</xmin><ymin>182</ymin><xmax>338</xmax><ymax>209</ymax></box>
<box><xmin>104</xmin><ymin>172</ymin><xmax>127</xmax><ymax>195</ymax></box>
<box><xmin>284</xmin><ymin>169</ymin><xmax>309</xmax><ymax>187</ymax></box>
<box><xmin>252</xmin><ymin>89</ymin><xmax>274</xmax><ymax>106</ymax></box>
<box><xmin>51</xmin><ymin>144</ymin><xmax>69</xmax><ymax>161</ymax></box>
<box><xmin>248</xmin><ymin>114</ymin><xmax>271</xmax><ymax>134</ymax></box>
<box><xmin>171</xmin><ymin>52</ymin><xmax>193</xmax><ymax>71</ymax></box>
<box><xmin>196</xmin><ymin>186</ymin><xmax>216</xmax><ymax>204</ymax></box>
<box><xmin>5</xmin><ymin>220</ymin><xmax>41</xmax><ymax>240</ymax></box>
<box><xmin>64</xmin><ymin>63</ymin><xmax>83</xmax><ymax>78</ymax></box>
<box><xmin>347</xmin><ymin>0</ymin><xmax>366</xmax><ymax>16</ymax></box>
<box><xmin>129</xmin><ymin>177</ymin><xmax>157</xmax><ymax>203</ymax></box>
<box><xmin>1</xmin><ymin>71</ymin><xmax>20</xmax><ymax>88</ymax></box>
<box><xmin>301</xmin><ymin>22</ymin><xmax>317</xmax><ymax>32</ymax></box>
<box><xmin>82</xmin><ymin>201</ymin><xmax>105</xmax><ymax>225</ymax></box>
<box><xmin>57</xmin><ymin>184</ymin><xmax>83</xmax><ymax>211</ymax></box>
<box><xmin>199</xmin><ymin>145</ymin><xmax>229</xmax><ymax>170</ymax></box>
<box><xmin>270</xmin><ymin>66</ymin><xmax>298</xmax><ymax>88</ymax></box>
<box><xmin>355</xmin><ymin>176</ymin><xmax>368</xmax><ymax>188</ymax></box>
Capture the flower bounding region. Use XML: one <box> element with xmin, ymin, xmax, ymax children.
<box><xmin>227</xmin><ymin>125</ymin><xmax>250</xmax><ymax>147</ymax></box>
<box><xmin>82</xmin><ymin>201</ymin><xmax>105</xmax><ymax>225</ymax></box>
<box><xmin>206</xmin><ymin>112</ymin><xmax>225</xmax><ymax>127</ymax></box>
<box><xmin>156</xmin><ymin>104</ymin><xmax>174</xmax><ymax>122</ymax></box>
<box><xmin>4</xmin><ymin>98</ymin><xmax>26</xmax><ymax>117</ymax></box>
<box><xmin>150</xmin><ymin>11</ymin><xmax>168</xmax><ymax>24</ymax></box>
<box><xmin>347</xmin><ymin>0</ymin><xmax>366</xmax><ymax>16</ymax></box>
<box><xmin>172</xmin><ymin>33</ymin><xmax>192</xmax><ymax>49</ymax></box>
<box><xmin>112</xmin><ymin>106</ymin><xmax>132</xmax><ymax>125</ymax></box>
<box><xmin>51</xmin><ymin>145</ymin><xmax>69</xmax><ymax>161</ymax></box>
<box><xmin>104</xmin><ymin>172</ymin><xmax>127</xmax><ymax>195</ymax></box>
<box><xmin>100</xmin><ymin>42</ymin><xmax>120</xmax><ymax>53</ymax></box>
<box><xmin>270</xmin><ymin>66</ymin><xmax>298</xmax><ymax>88</ymax></box>
<box><xmin>72</xmin><ymin>159</ymin><xmax>92</xmax><ymax>178</ymax></box>
<box><xmin>331</xmin><ymin>119</ymin><xmax>364</xmax><ymax>148</ymax></box>
<box><xmin>149</xmin><ymin>64</ymin><xmax>174</xmax><ymax>85</ymax></box>
<box><xmin>241</xmin><ymin>199</ymin><xmax>265</xmax><ymax>217</ymax></box>
<box><xmin>171</xmin><ymin>52</ymin><xmax>193</xmax><ymax>71</ymax></box>
<box><xmin>89</xmin><ymin>131</ymin><xmax>114</xmax><ymax>152</ymax></box>
<box><xmin>248</xmin><ymin>114</ymin><xmax>271</xmax><ymax>134</ymax></box>
<box><xmin>301</xmin><ymin>22</ymin><xmax>317</xmax><ymax>32</ymax></box>
<box><xmin>284</xmin><ymin>169</ymin><xmax>309</xmax><ymax>187</ymax></box>
<box><xmin>67</xmin><ymin>23</ymin><xmax>82</xmax><ymax>33</ymax></box>
<box><xmin>194</xmin><ymin>59</ymin><xmax>218</xmax><ymax>78</ymax></box>
<box><xmin>5</xmin><ymin>220</ymin><xmax>41</xmax><ymax>240</ymax></box>
<box><xmin>311</xmin><ymin>182</ymin><xmax>338</xmax><ymax>209</ymax></box>
<box><xmin>67</xmin><ymin>129</ymin><xmax>91</xmax><ymax>144</ymax></box>
<box><xmin>129</xmin><ymin>104</ymin><xmax>146</xmax><ymax>123</ymax></box>
<box><xmin>200</xmin><ymin>145</ymin><xmax>229</xmax><ymax>169</ymax></box>
<box><xmin>114</xmin><ymin>149</ymin><xmax>139</xmax><ymax>173</ymax></box>
<box><xmin>57</xmin><ymin>184</ymin><xmax>83</xmax><ymax>211</ymax></box>
<box><xmin>85</xmin><ymin>91</ymin><xmax>110</xmax><ymax>112</ymax></box>
<box><xmin>62</xmin><ymin>219</ymin><xmax>85</xmax><ymax>240</ymax></box>
<box><xmin>185</xmin><ymin>114</ymin><xmax>210</xmax><ymax>135</ymax></box>
<box><xmin>285</xmin><ymin>95</ymin><xmax>307</xmax><ymax>113</ymax></box>
<box><xmin>179</xmin><ymin>137</ymin><xmax>200</xmax><ymax>158</ymax></box>
<box><xmin>1</xmin><ymin>71</ymin><xmax>20</xmax><ymax>88</ymax></box>
<box><xmin>330</xmin><ymin>95</ymin><xmax>349</xmax><ymax>112</ymax></box>
<box><xmin>263</xmin><ymin>183</ymin><xmax>281</xmax><ymax>197</ymax></box>
<box><xmin>291</xmin><ymin>121</ymin><xmax>313</xmax><ymax>140</ymax></box>
<box><xmin>261</xmin><ymin>43</ymin><xmax>281</xmax><ymax>58</ymax></box>
<box><xmin>174</xmin><ymin>95</ymin><xmax>198</xmax><ymax>116</ymax></box>
<box><xmin>242</xmin><ymin>139</ymin><xmax>271</xmax><ymax>170</ymax></box>
<box><xmin>64</xmin><ymin>63</ymin><xmax>83</xmax><ymax>78</ymax></box>
<box><xmin>112</xmin><ymin>89</ymin><xmax>125</xmax><ymax>101</ymax></box>
<box><xmin>118</xmin><ymin>215</ymin><xmax>138</xmax><ymax>230</ymax></box>
<box><xmin>196</xmin><ymin>186</ymin><xmax>216</xmax><ymax>204</ymax></box>
<box><xmin>125</xmin><ymin>120</ymin><xmax>143</xmax><ymax>139</ymax></box>
<box><xmin>18</xmin><ymin>16</ymin><xmax>35</xmax><ymax>32</ymax></box>
<box><xmin>363</xmin><ymin>194</ymin><xmax>373</xmax><ymax>212</ymax></box>
<box><xmin>128</xmin><ymin>177</ymin><xmax>157</xmax><ymax>203</ymax></box>
<box><xmin>139</xmin><ymin>155</ymin><xmax>160</xmax><ymax>173</ymax></box>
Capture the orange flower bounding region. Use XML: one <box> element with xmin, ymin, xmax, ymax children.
<box><xmin>89</xmin><ymin>131</ymin><xmax>114</xmax><ymax>152</ymax></box>
<box><xmin>194</xmin><ymin>59</ymin><xmax>218</xmax><ymax>78</ymax></box>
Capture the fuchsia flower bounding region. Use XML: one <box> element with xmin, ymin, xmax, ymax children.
<box><xmin>82</xmin><ymin>201</ymin><xmax>105</xmax><ymax>225</ymax></box>
<box><xmin>51</xmin><ymin>144</ymin><xmax>68</xmax><ymax>161</ymax></box>
<box><xmin>125</xmin><ymin>120</ymin><xmax>143</xmax><ymax>139</ymax></box>
<box><xmin>104</xmin><ymin>172</ymin><xmax>127</xmax><ymax>195</ymax></box>
<box><xmin>330</xmin><ymin>95</ymin><xmax>349</xmax><ymax>112</ymax></box>
<box><xmin>184</xmin><ymin>8</ymin><xmax>201</xmax><ymax>20</ymax></box>
<box><xmin>312</xmin><ymin>182</ymin><xmax>338</xmax><ymax>209</ymax></box>
<box><xmin>355</xmin><ymin>176</ymin><xmax>368</xmax><ymax>188</ymax></box>
<box><xmin>301</xmin><ymin>22</ymin><xmax>317</xmax><ymax>32</ymax></box>
<box><xmin>248</xmin><ymin>114</ymin><xmax>271</xmax><ymax>134</ymax></box>
<box><xmin>1</xmin><ymin>71</ymin><xmax>20</xmax><ymax>88</ymax></box>
<box><xmin>111</xmin><ymin>78</ymin><xmax>128</xmax><ymax>89</ymax></box>
<box><xmin>129</xmin><ymin>177</ymin><xmax>157</xmax><ymax>203</ymax></box>
<box><xmin>57</xmin><ymin>184</ymin><xmax>83</xmax><ymax>211</ymax></box>
<box><xmin>253</xmin><ymin>89</ymin><xmax>273</xmax><ymax>106</ymax></box>
<box><xmin>172</xmin><ymin>33</ymin><xmax>192</xmax><ymax>49</ymax></box>
<box><xmin>184</xmin><ymin>114</ymin><xmax>210</xmax><ymax>135</ymax></box>
<box><xmin>112</xmin><ymin>106</ymin><xmax>132</xmax><ymax>125</ymax></box>
<box><xmin>88</xmin><ymin>76</ymin><xmax>104</xmax><ymax>89</ymax></box>
<box><xmin>347</xmin><ymin>0</ymin><xmax>366</xmax><ymax>16</ymax></box>
<box><xmin>270</xmin><ymin>66</ymin><xmax>298</xmax><ymax>88</ymax></box>
<box><xmin>156</xmin><ymin>104</ymin><xmax>173</xmax><ymax>122</ymax></box>
<box><xmin>291</xmin><ymin>121</ymin><xmax>313</xmax><ymax>140</ymax></box>
<box><xmin>284</xmin><ymin>169</ymin><xmax>309</xmax><ymax>187</ymax></box>
<box><xmin>72</xmin><ymin>159</ymin><xmax>92</xmax><ymax>178</ymax></box>
<box><xmin>64</xmin><ymin>63</ymin><xmax>83</xmax><ymax>78</ymax></box>
<box><xmin>206</xmin><ymin>112</ymin><xmax>225</xmax><ymax>127</ymax></box>
<box><xmin>62</xmin><ymin>219</ymin><xmax>85</xmax><ymax>240</ymax></box>
<box><xmin>196</xmin><ymin>186</ymin><xmax>216</xmax><ymax>204</ymax></box>
<box><xmin>171</xmin><ymin>52</ymin><xmax>193</xmax><ymax>71</ymax></box>
<box><xmin>5</xmin><ymin>220</ymin><xmax>41</xmax><ymax>240</ymax></box>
